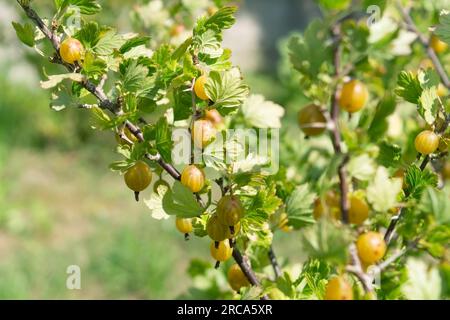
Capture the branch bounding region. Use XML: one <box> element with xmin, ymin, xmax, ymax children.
<box><xmin>18</xmin><ymin>1</ymin><xmax>265</xmax><ymax>298</ymax></box>
<box><xmin>268</xmin><ymin>245</ymin><xmax>282</xmax><ymax>279</ymax></box>
<box><xmin>329</xmin><ymin>23</ymin><xmax>350</xmax><ymax>224</ymax></box>
<box><xmin>346</xmin><ymin>244</ymin><xmax>374</xmax><ymax>294</ymax></box>
<box><xmin>396</xmin><ymin>1</ymin><xmax>450</xmax><ymax>88</ymax></box>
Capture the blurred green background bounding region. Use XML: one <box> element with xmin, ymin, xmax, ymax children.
<box><xmin>0</xmin><ymin>0</ymin><xmax>317</xmax><ymax>299</ymax></box>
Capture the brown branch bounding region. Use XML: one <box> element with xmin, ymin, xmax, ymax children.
<box><xmin>329</xmin><ymin>24</ymin><xmax>350</xmax><ymax>224</ymax></box>
<box><xmin>346</xmin><ymin>244</ymin><xmax>374</xmax><ymax>294</ymax></box>
<box><xmin>396</xmin><ymin>1</ymin><xmax>450</xmax><ymax>89</ymax></box>
<box><xmin>268</xmin><ymin>245</ymin><xmax>282</xmax><ymax>279</ymax></box>
<box><xmin>18</xmin><ymin>1</ymin><xmax>265</xmax><ymax>298</ymax></box>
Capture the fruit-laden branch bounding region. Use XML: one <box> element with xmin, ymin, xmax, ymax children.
<box><xmin>396</xmin><ymin>0</ymin><xmax>450</xmax><ymax>88</ymax></box>
<box><xmin>16</xmin><ymin>0</ymin><xmax>264</xmax><ymax>294</ymax></box>
<box><xmin>385</xmin><ymin>2</ymin><xmax>450</xmax><ymax>244</ymax></box>
<box><xmin>329</xmin><ymin>23</ymin><xmax>350</xmax><ymax>224</ymax></box>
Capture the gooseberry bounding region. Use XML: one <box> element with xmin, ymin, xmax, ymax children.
<box><xmin>180</xmin><ymin>165</ymin><xmax>205</xmax><ymax>193</ymax></box>
<box><xmin>414</xmin><ymin>130</ymin><xmax>439</xmax><ymax>155</ymax></box>
<box><xmin>59</xmin><ymin>37</ymin><xmax>84</xmax><ymax>64</ymax></box>
<box><xmin>356</xmin><ymin>231</ymin><xmax>386</xmax><ymax>265</ymax></box>
<box><xmin>297</xmin><ymin>104</ymin><xmax>327</xmax><ymax>136</ymax></box>
<box><xmin>338</xmin><ymin>79</ymin><xmax>369</xmax><ymax>113</ymax></box>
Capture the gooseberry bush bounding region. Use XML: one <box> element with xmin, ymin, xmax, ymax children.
<box><xmin>13</xmin><ymin>0</ymin><xmax>450</xmax><ymax>300</ymax></box>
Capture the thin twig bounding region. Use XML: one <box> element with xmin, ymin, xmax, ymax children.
<box><xmin>329</xmin><ymin>23</ymin><xmax>350</xmax><ymax>224</ymax></box>
<box><xmin>268</xmin><ymin>245</ymin><xmax>282</xmax><ymax>279</ymax></box>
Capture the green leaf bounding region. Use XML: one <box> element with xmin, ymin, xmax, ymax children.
<box><xmin>300</xmin><ymin>219</ymin><xmax>351</xmax><ymax>265</ymax></box>
<box><xmin>295</xmin><ymin>259</ymin><xmax>331</xmax><ymax>299</ymax></box>
<box><xmin>419</xmin><ymin>187</ymin><xmax>450</xmax><ymax>224</ymax></box>
<box><xmin>74</xmin><ymin>21</ymin><xmax>99</xmax><ymax>48</ymax></box>
<box><xmin>121</xmin><ymin>60</ymin><xmax>149</xmax><ymax>93</ymax></box>
<box><xmin>40</xmin><ymin>73</ymin><xmax>84</xmax><ymax>89</ymax></box>
<box><xmin>367</xmin><ymin>166</ymin><xmax>402</xmax><ymax>212</ymax></box>
<box><xmin>162</xmin><ymin>181</ymin><xmax>204</xmax><ymax>217</ymax></box>
<box><xmin>143</xmin><ymin>184</ymin><xmax>170</xmax><ymax>220</ymax></box>
<box><xmin>119</xmin><ymin>36</ymin><xmax>150</xmax><ymax>54</ymax></box>
<box><xmin>422</xmin><ymin>225</ymin><xmax>450</xmax><ymax>258</ymax></box>
<box><xmin>155</xmin><ymin>117</ymin><xmax>173</xmax><ymax>163</ymax></box>
<box><xmin>194</xmin><ymin>6</ymin><xmax>237</xmax><ymax>35</ymax></box>
<box><xmin>435</xmin><ymin>12</ymin><xmax>450</xmax><ymax>46</ymax></box>
<box><xmin>82</xmin><ymin>51</ymin><xmax>107</xmax><ymax>77</ymax></box>
<box><xmin>12</xmin><ymin>22</ymin><xmax>35</xmax><ymax>47</ymax></box>
<box><xmin>205</xmin><ymin>69</ymin><xmax>249</xmax><ymax>110</ymax></box>
<box><xmin>50</xmin><ymin>87</ymin><xmax>80</xmax><ymax>111</ymax></box>
<box><xmin>241</xmin><ymin>94</ymin><xmax>285</xmax><ymax>128</ymax></box>
<box><xmin>285</xmin><ymin>184</ymin><xmax>316</xmax><ymax>229</ymax></box>
<box><xmin>288</xmin><ymin>19</ymin><xmax>332</xmax><ymax>79</ymax></box>
<box><xmin>65</xmin><ymin>0</ymin><xmax>101</xmax><ymax>15</ymax></box>
<box><xmin>395</xmin><ymin>71</ymin><xmax>422</xmax><ymax>104</ymax></box>
<box><xmin>94</xmin><ymin>30</ymin><xmax>125</xmax><ymax>56</ymax></box>
<box><xmin>347</xmin><ymin>154</ymin><xmax>376</xmax><ymax>181</ymax></box>
<box><xmin>405</xmin><ymin>165</ymin><xmax>438</xmax><ymax>200</ymax></box>
<box><xmin>194</xmin><ymin>29</ymin><xmax>223</xmax><ymax>58</ymax></box>
<box><xmin>401</xmin><ymin>258</ymin><xmax>442</xmax><ymax>300</ymax></box>
<box><xmin>367</xmin><ymin>94</ymin><xmax>396</xmax><ymax>141</ymax></box>
<box><xmin>418</xmin><ymin>87</ymin><xmax>439</xmax><ymax>125</ymax></box>
<box><xmin>315</xmin><ymin>0</ymin><xmax>351</xmax><ymax>10</ymax></box>
<box><xmin>376</xmin><ymin>141</ymin><xmax>402</xmax><ymax>168</ymax></box>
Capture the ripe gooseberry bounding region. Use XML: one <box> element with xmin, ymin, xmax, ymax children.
<box><xmin>210</xmin><ymin>240</ymin><xmax>233</xmax><ymax>268</ymax></box>
<box><xmin>227</xmin><ymin>264</ymin><xmax>250</xmax><ymax>292</ymax></box>
<box><xmin>206</xmin><ymin>214</ymin><xmax>231</xmax><ymax>243</ymax></box>
<box><xmin>192</xmin><ymin>119</ymin><xmax>217</xmax><ymax>149</ymax></box>
<box><xmin>59</xmin><ymin>37</ymin><xmax>84</xmax><ymax>64</ymax></box>
<box><xmin>216</xmin><ymin>195</ymin><xmax>245</xmax><ymax>233</ymax></box>
<box><xmin>180</xmin><ymin>165</ymin><xmax>205</xmax><ymax>193</ymax></box>
<box><xmin>175</xmin><ymin>217</ymin><xmax>193</xmax><ymax>240</ymax></box>
<box><xmin>297</xmin><ymin>104</ymin><xmax>327</xmax><ymax>137</ymax></box>
<box><xmin>430</xmin><ymin>34</ymin><xmax>448</xmax><ymax>54</ymax></box>
<box><xmin>124</xmin><ymin>160</ymin><xmax>152</xmax><ymax>201</ymax></box>
<box><xmin>348</xmin><ymin>194</ymin><xmax>369</xmax><ymax>225</ymax></box>
<box><xmin>414</xmin><ymin>130</ymin><xmax>439</xmax><ymax>155</ymax></box>
<box><xmin>194</xmin><ymin>75</ymin><xmax>210</xmax><ymax>101</ymax></box>
<box><xmin>324</xmin><ymin>276</ymin><xmax>353</xmax><ymax>300</ymax></box>
<box><xmin>356</xmin><ymin>231</ymin><xmax>387</xmax><ymax>265</ymax></box>
<box><xmin>338</xmin><ymin>79</ymin><xmax>369</xmax><ymax>113</ymax></box>
<box><xmin>313</xmin><ymin>192</ymin><xmax>341</xmax><ymax>220</ymax></box>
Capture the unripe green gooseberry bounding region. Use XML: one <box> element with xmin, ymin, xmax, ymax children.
<box><xmin>216</xmin><ymin>195</ymin><xmax>245</xmax><ymax>227</ymax></box>
<box><xmin>124</xmin><ymin>160</ymin><xmax>152</xmax><ymax>201</ymax></box>
<box><xmin>206</xmin><ymin>214</ymin><xmax>230</xmax><ymax>242</ymax></box>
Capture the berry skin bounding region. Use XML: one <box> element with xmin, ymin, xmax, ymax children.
<box><xmin>206</xmin><ymin>214</ymin><xmax>230</xmax><ymax>242</ymax></box>
<box><xmin>297</xmin><ymin>104</ymin><xmax>327</xmax><ymax>136</ymax></box>
<box><xmin>204</xmin><ymin>109</ymin><xmax>224</xmax><ymax>129</ymax></box>
<box><xmin>324</xmin><ymin>276</ymin><xmax>353</xmax><ymax>300</ymax></box>
<box><xmin>180</xmin><ymin>165</ymin><xmax>205</xmax><ymax>193</ymax></box>
<box><xmin>437</xmin><ymin>84</ymin><xmax>448</xmax><ymax>98</ymax></box>
<box><xmin>414</xmin><ymin>130</ymin><xmax>439</xmax><ymax>155</ymax></box>
<box><xmin>313</xmin><ymin>192</ymin><xmax>341</xmax><ymax>220</ymax></box>
<box><xmin>227</xmin><ymin>264</ymin><xmax>250</xmax><ymax>292</ymax></box>
<box><xmin>430</xmin><ymin>34</ymin><xmax>448</xmax><ymax>54</ymax></box>
<box><xmin>338</xmin><ymin>79</ymin><xmax>369</xmax><ymax>113</ymax></box>
<box><xmin>194</xmin><ymin>75</ymin><xmax>210</xmax><ymax>101</ymax></box>
<box><xmin>216</xmin><ymin>195</ymin><xmax>245</xmax><ymax>227</ymax></box>
<box><xmin>59</xmin><ymin>38</ymin><xmax>84</xmax><ymax>64</ymax></box>
<box><xmin>192</xmin><ymin>119</ymin><xmax>217</xmax><ymax>149</ymax></box>
<box><xmin>356</xmin><ymin>231</ymin><xmax>387</xmax><ymax>265</ymax></box>
<box><xmin>124</xmin><ymin>161</ymin><xmax>152</xmax><ymax>192</ymax></box>
<box><xmin>210</xmin><ymin>240</ymin><xmax>233</xmax><ymax>262</ymax></box>
<box><xmin>348</xmin><ymin>195</ymin><xmax>369</xmax><ymax>225</ymax></box>
<box><xmin>175</xmin><ymin>217</ymin><xmax>193</xmax><ymax>234</ymax></box>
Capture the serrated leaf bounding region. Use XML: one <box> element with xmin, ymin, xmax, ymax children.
<box><xmin>50</xmin><ymin>88</ymin><xmax>80</xmax><ymax>111</ymax></box>
<box><xmin>241</xmin><ymin>94</ymin><xmax>285</xmax><ymax>128</ymax></box>
<box><xmin>418</xmin><ymin>87</ymin><xmax>439</xmax><ymax>125</ymax></box>
<box><xmin>401</xmin><ymin>258</ymin><xmax>442</xmax><ymax>300</ymax></box>
<box><xmin>376</xmin><ymin>141</ymin><xmax>402</xmax><ymax>167</ymax></box>
<box><xmin>64</xmin><ymin>0</ymin><xmax>101</xmax><ymax>15</ymax></box>
<box><xmin>12</xmin><ymin>22</ymin><xmax>35</xmax><ymax>47</ymax></box>
<box><xmin>347</xmin><ymin>154</ymin><xmax>376</xmax><ymax>181</ymax></box>
<box><xmin>155</xmin><ymin>117</ymin><xmax>173</xmax><ymax>163</ymax></box>
<box><xmin>300</xmin><ymin>219</ymin><xmax>351</xmax><ymax>265</ymax></box>
<box><xmin>144</xmin><ymin>185</ymin><xmax>170</xmax><ymax>220</ymax></box>
<box><xmin>162</xmin><ymin>181</ymin><xmax>203</xmax><ymax>217</ymax></box>
<box><xmin>367</xmin><ymin>166</ymin><xmax>402</xmax><ymax>212</ymax></box>
<box><xmin>94</xmin><ymin>30</ymin><xmax>125</xmax><ymax>56</ymax></box>
<box><xmin>205</xmin><ymin>69</ymin><xmax>249</xmax><ymax>110</ymax></box>
<box><xmin>121</xmin><ymin>60</ymin><xmax>149</xmax><ymax>93</ymax></box>
<box><xmin>74</xmin><ymin>21</ymin><xmax>99</xmax><ymax>48</ymax></box>
<box><xmin>195</xmin><ymin>29</ymin><xmax>223</xmax><ymax>58</ymax></box>
<box><xmin>435</xmin><ymin>12</ymin><xmax>450</xmax><ymax>46</ymax></box>
<box><xmin>119</xmin><ymin>36</ymin><xmax>150</xmax><ymax>54</ymax></box>
<box><xmin>285</xmin><ymin>184</ymin><xmax>316</xmax><ymax>229</ymax></box>
<box><xmin>419</xmin><ymin>187</ymin><xmax>450</xmax><ymax>224</ymax></box>
<box><xmin>40</xmin><ymin>73</ymin><xmax>84</xmax><ymax>89</ymax></box>
<box><xmin>405</xmin><ymin>165</ymin><xmax>438</xmax><ymax>200</ymax></box>
<box><xmin>395</xmin><ymin>71</ymin><xmax>422</xmax><ymax>104</ymax></box>
<box><xmin>367</xmin><ymin>94</ymin><xmax>396</xmax><ymax>141</ymax></box>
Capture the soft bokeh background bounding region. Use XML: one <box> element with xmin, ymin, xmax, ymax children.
<box><xmin>0</xmin><ymin>0</ymin><xmax>318</xmax><ymax>299</ymax></box>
